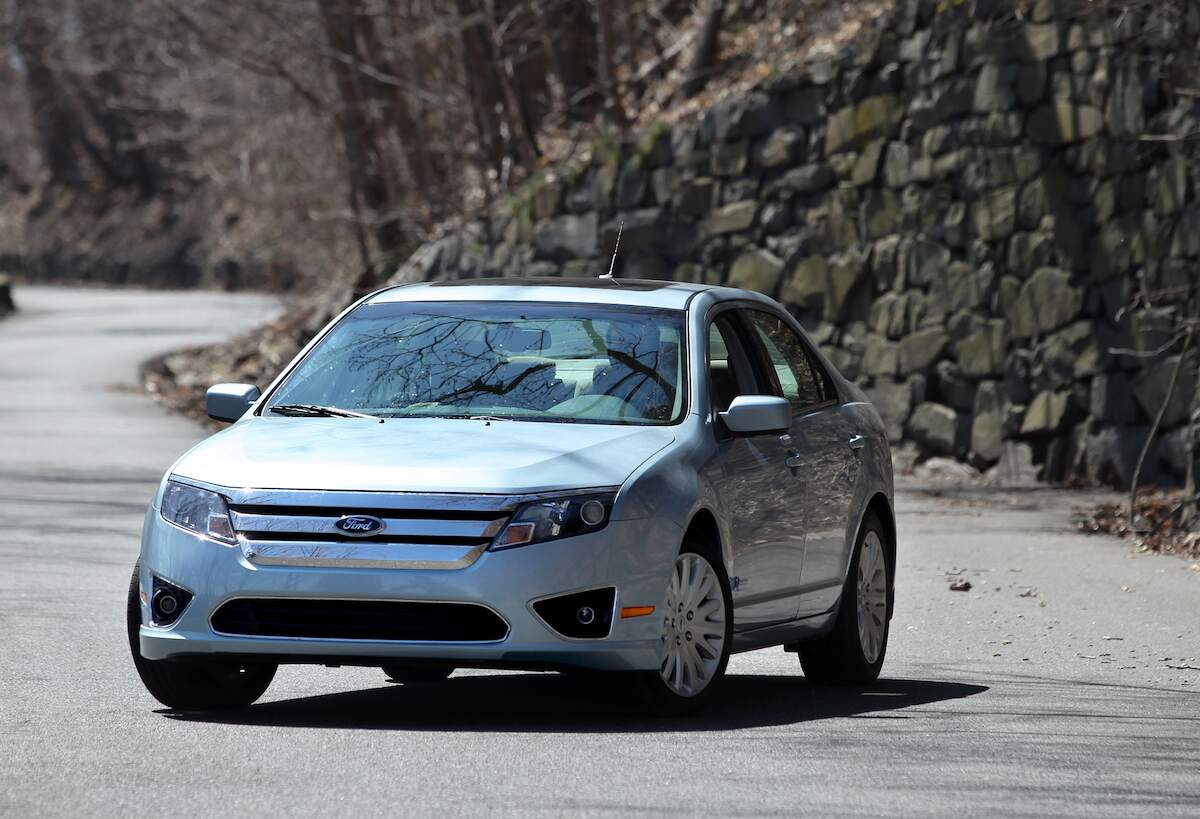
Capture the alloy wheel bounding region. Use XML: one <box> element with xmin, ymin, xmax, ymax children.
<box><xmin>659</xmin><ymin>552</ymin><xmax>727</xmax><ymax>697</ymax></box>
<box><xmin>856</xmin><ymin>530</ymin><xmax>888</xmax><ymax>664</ymax></box>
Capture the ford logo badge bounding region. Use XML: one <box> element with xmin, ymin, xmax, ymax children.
<box><xmin>335</xmin><ymin>515</ymin><xmax>385</xmax><ymax>537</ymax></box>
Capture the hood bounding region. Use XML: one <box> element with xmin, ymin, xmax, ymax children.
<box><xmin>171</xmin><ymin>416</ymin><xmax>675</xmax><ymax>495</ymax></box>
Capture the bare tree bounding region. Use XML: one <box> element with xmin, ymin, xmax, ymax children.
<box><xmin>1</xmin><ymin>0</ymin><xmax>802</xmax><ymax>293</ymax></box>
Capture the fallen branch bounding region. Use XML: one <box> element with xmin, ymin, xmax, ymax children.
<box><xmin>1146</xmin><ymin>493</ymin><xmax>1200</xmax><ymax>537</ymax></box>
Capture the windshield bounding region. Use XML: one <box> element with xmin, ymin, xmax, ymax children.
<box><xmin>265</xmin><ymin>300</ymin><xmax>687</xmax><ymax>425</ymax></box>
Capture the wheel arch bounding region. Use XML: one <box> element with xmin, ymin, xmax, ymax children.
<box><xmin>863</xmin><ymin>492</ymin><xmax>896</xmax><ymax>616</ymax></box>
<box><xmin>682</xmin><ymin>507</ymin><xmax>726</xmax><ymax>569</ymax></box>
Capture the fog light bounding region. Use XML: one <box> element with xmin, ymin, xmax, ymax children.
<box><xmin>531</xmin><ymin>587</ymin><xmax>615</xmax><ymax>639</ymax></box>
<box><xmin>149</xmin><ymin>576</ymin><xmax>192</xmax><ymax>627</ymax></box>
<box><xmin>153</xmin><ymin>589</ymin><xmax>178</xmax><ymax>616</ymax></box>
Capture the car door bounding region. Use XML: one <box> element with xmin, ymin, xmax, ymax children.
<box><xmin>741</xmin><ymin>310</ymin><xmax>860</xmax><ymax>619</ymax></box>
<box><xmin>702</xmin><ymin>311</ymin><xmax>805</xmax><ymax>629</ymax></box>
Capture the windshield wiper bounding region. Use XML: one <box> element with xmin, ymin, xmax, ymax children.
<box><xmin>270</xmin><ymin>404</ymin><xmax>384</xmax><ymax>422</ymax></box>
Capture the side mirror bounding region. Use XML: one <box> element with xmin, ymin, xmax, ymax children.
<box><xmin>206</xmin><ymin>383</ymin><xmax>261</xmax><ymax>423</ymax></box>
<box><xmin>718</xmin><ymin>395</ymin><xmax>791</xmax><ymax>436</ymax></box>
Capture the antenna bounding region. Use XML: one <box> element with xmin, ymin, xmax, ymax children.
<box><xmin>601</xmin><ymin>221</ymin><xmax>623</xmax><ymax>280</ymax></box>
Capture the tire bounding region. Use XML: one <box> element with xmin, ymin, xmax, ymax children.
<box><xmin>381</xmin><ymin>663</ymin><xmax>455</xmax><ymax>683</ymax></box>
<box><xmin>797</xmin><ymin>512</ymin><xmax>891</xmax><ymax>685</ymax></box>
<box><xmin>126</xmin><ymin>563</ymin><xmax>276</xmax><ymax>711</ymax></box>
<box><xmin>633</xmin><ymin>540</ymin><xmax>733</xmax><ymax>715</ymax></box>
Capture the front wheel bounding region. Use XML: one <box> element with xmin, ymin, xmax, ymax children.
<box><xmin>797</xmin><ymin>513</ymin><xmax>891</xmax><ymax>685</ymax></box>
<box><xmin>633</xmin><ymin>542</ymin><xmax>732</xmax><ymax>714</ymax></box>
<box><xmin>126</xmin><ymin>564</ymin><xmax>276</xmax><ymax>711</ymax></box>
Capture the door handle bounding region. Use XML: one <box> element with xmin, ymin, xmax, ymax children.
<box><xmin>848</xmin><ymin>435</ymin><xmax>866</xmax><ymax>451</ymax></box>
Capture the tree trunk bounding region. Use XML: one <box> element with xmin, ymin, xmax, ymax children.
<box><xmin>547</xmin><ymin>0</ymin><xmax>600</xmax><ymax>119</ymax></box>
<box><xmin>351</xmin><ymin>6</ymin><xmax>432</xmax><ymax>216</ymax></box>
<box><xmin>317</xmin><ymin>0</ymin><xmax>407</xmax><ymax>279</ymax></box>
<box><xmin>620</xmin><ymin>0</ymin><xmax>647</xmax><ymax>100</ymax></box>
<box><xmin>485</xmin><ymin>0</ymin><xmax>542</xmax><ymax>165</ymax></box>
<box><xmin>594</xmin><ymin>0</ymin><xmax>627</xmax><ymax>127</ymax></box>
<box><xmin>682</xmin><ymin>0</ymin><xmax>724</xmax><ymax>98</ymax></box>
<box><xmin>455</xmin><ymin>0</ymin><xmax>509</xmax><ymax>177</ymax></box>
<box><xmin>391</xmin><ymin>5</ymin><xmax>451</xmax><ymax>217</ymax></box>
<box><xmin>12</xmin><ymin>2</ymin><xmax>85</xmax><ymax>187</ymax></box>
<box><xmin>1184</xmin><ymin>349</ymin><xmax>1200</xmax><ymax>529</ymax></box>
<box><xmin>533</xmin><ymin>0</ymin><xmax>578</xmax><ymax>119</ymax></box>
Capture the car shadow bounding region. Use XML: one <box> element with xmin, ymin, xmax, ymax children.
<box><xmin>162</xmin><ymin>673</ymin><xmax>987</xmax><ymax>733</ymax></box>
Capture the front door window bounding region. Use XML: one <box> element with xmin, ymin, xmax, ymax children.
<box><xmin>703</xmin><ymin>310</ymin><xmax>804</xmax><ymax>628</ymax></box>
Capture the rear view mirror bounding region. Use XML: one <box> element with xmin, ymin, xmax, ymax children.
<box><xmin>206</xmin><ymin>383</ymin><xmax>261</xmax><ymax>423</ymax></box>
<box><xmin>718</xmin><ymin>395</ymin><xmax>791</xmax><ymax>436</ymax></box>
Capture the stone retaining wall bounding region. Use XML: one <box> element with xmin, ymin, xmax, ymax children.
<box><xmin>389</xmin><ymin>0</ymin><xmax>1200</xmax><ymax>487</ymax></box>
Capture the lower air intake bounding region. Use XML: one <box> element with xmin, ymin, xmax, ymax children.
<box><xmin>211</xmin><ymin>598</ymin><xmax>509</xmax><ymax>642</ymax></box>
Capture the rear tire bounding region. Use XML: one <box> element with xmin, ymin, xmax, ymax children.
<box><xmin>632</xmin><ymin>540</ymin><xmax>733</xmax><ymax>715</ymax></box>
<box><xmin>797</xmin><ymin>513</ymin><xmax>891</xmax><ymax>685</ymax></box>
<box><xmin>381</xmin><ymin>663</ymin><xmax>455</xmax><ymax>683</ymax></box>
<box><xmin>127</xmin><ymin>563</ymin><xmax>276</xmax><ymax>710</ymax></box>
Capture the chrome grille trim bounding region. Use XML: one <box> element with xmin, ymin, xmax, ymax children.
<box><xmin>241</xmin><ymin>541</ymin><xmax>488</xmax><ymax>570</ymax></box>
<box><xmin>210</xmin><ymin>487</ymin><xmax>524</xmax><ymax>570</ymax></box>
<box><xmin>229</xmin><ymin>511</ymin><xmax>505</xmax><ymax>540</ymax></box>
<box><xmin>211</xmin><ymin>486</ymin><xmax>529</xmax><ymax>512</ymax></box>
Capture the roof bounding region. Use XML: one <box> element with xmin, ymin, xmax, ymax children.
<box><xmin>368</xmin><ymin>277</ymin><xmax>718</xmax><ymax>310</ymax></box>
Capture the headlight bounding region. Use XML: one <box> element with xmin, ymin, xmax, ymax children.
<box><xmin>160</xmin><ymin>480</ymin><xmax>237</xmax><ymax>545</ymax></box>
<box><xmin>491</xmin><ymin>491</ymin><xmax>616</xmax><ymax>550</ymax></box>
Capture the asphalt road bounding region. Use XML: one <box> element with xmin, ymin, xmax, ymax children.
<box><xmin>1</xmin><ymin>286</ymin><xmax>1197</xmax><ymax>818</ymax></box>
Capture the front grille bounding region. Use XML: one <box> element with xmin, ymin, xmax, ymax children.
<box><xmin>211</xmin><ymin>598</ymin><xmax>510</xmax><ymax>642</ymax></box>
<box><xmin>224</xmin><ymin>493</ymin><xmax>515</xmax><ymax>570</ymax></box>
<box><xmin>227</xmin><ymin>504</ymin><xmax>508</xmax><ymax>546</ymax></box>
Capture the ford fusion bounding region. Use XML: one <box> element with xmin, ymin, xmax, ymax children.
<box><xmin>128</xmin><ymin>278</ymin><xmax>895</xmax><ymax>712</ymax></box>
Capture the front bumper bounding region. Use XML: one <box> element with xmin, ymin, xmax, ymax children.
<box><xmin>136</xmin><ymin>507</ymin><xmax>680</xmax><ymax>672</ymax></box>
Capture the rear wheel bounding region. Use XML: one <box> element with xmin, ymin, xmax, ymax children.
<box><xmin>633</xmin><ymin>542</ymin><xmax>732</xmax><ymax>714</ymax></box>
<box><xmin>381</xmin><ymin>663</ymin><xmax>455</xmax><ymax>683</ymax></box>
<box><xmin>126</xmin><ymin>564</ymin><xmax>275</xmax><ymax>710</ymax></box>
<box><xmin>797</xmin><ymin>513</ymin><xmax>891</xmax><ymax>685</ymax></box>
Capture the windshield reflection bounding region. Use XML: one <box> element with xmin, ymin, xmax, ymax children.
<box><xmin>266</xmin><ymin>301</ymin><xmax>686</xmax><ymax>425</ymax></box>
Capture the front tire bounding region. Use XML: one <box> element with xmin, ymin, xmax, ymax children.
<box><xmin>126</xmin><ymin>563</ymin><xmax>276</xmax><ymax>711</ymax></box>
<box><xmin>797</xmin><ymin>513</ymin><xmax>891</xmax><ymax>685</ymax></box>
<box><xmin>634</xmin><ymin>541</ymin><xmax>733</xmax><ymax>714</ymax></box>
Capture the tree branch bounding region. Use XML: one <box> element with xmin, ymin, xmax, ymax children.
<box><xmin>1130</xmin><ymin>329</ymin><xmax>1194</xmax><ymax>531</ymax></box>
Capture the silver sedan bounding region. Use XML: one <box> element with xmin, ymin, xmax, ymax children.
<box><xmin>128</xmin><ymin>278</ymin><xmax>894</xmax><ymax>713</ymax></box>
